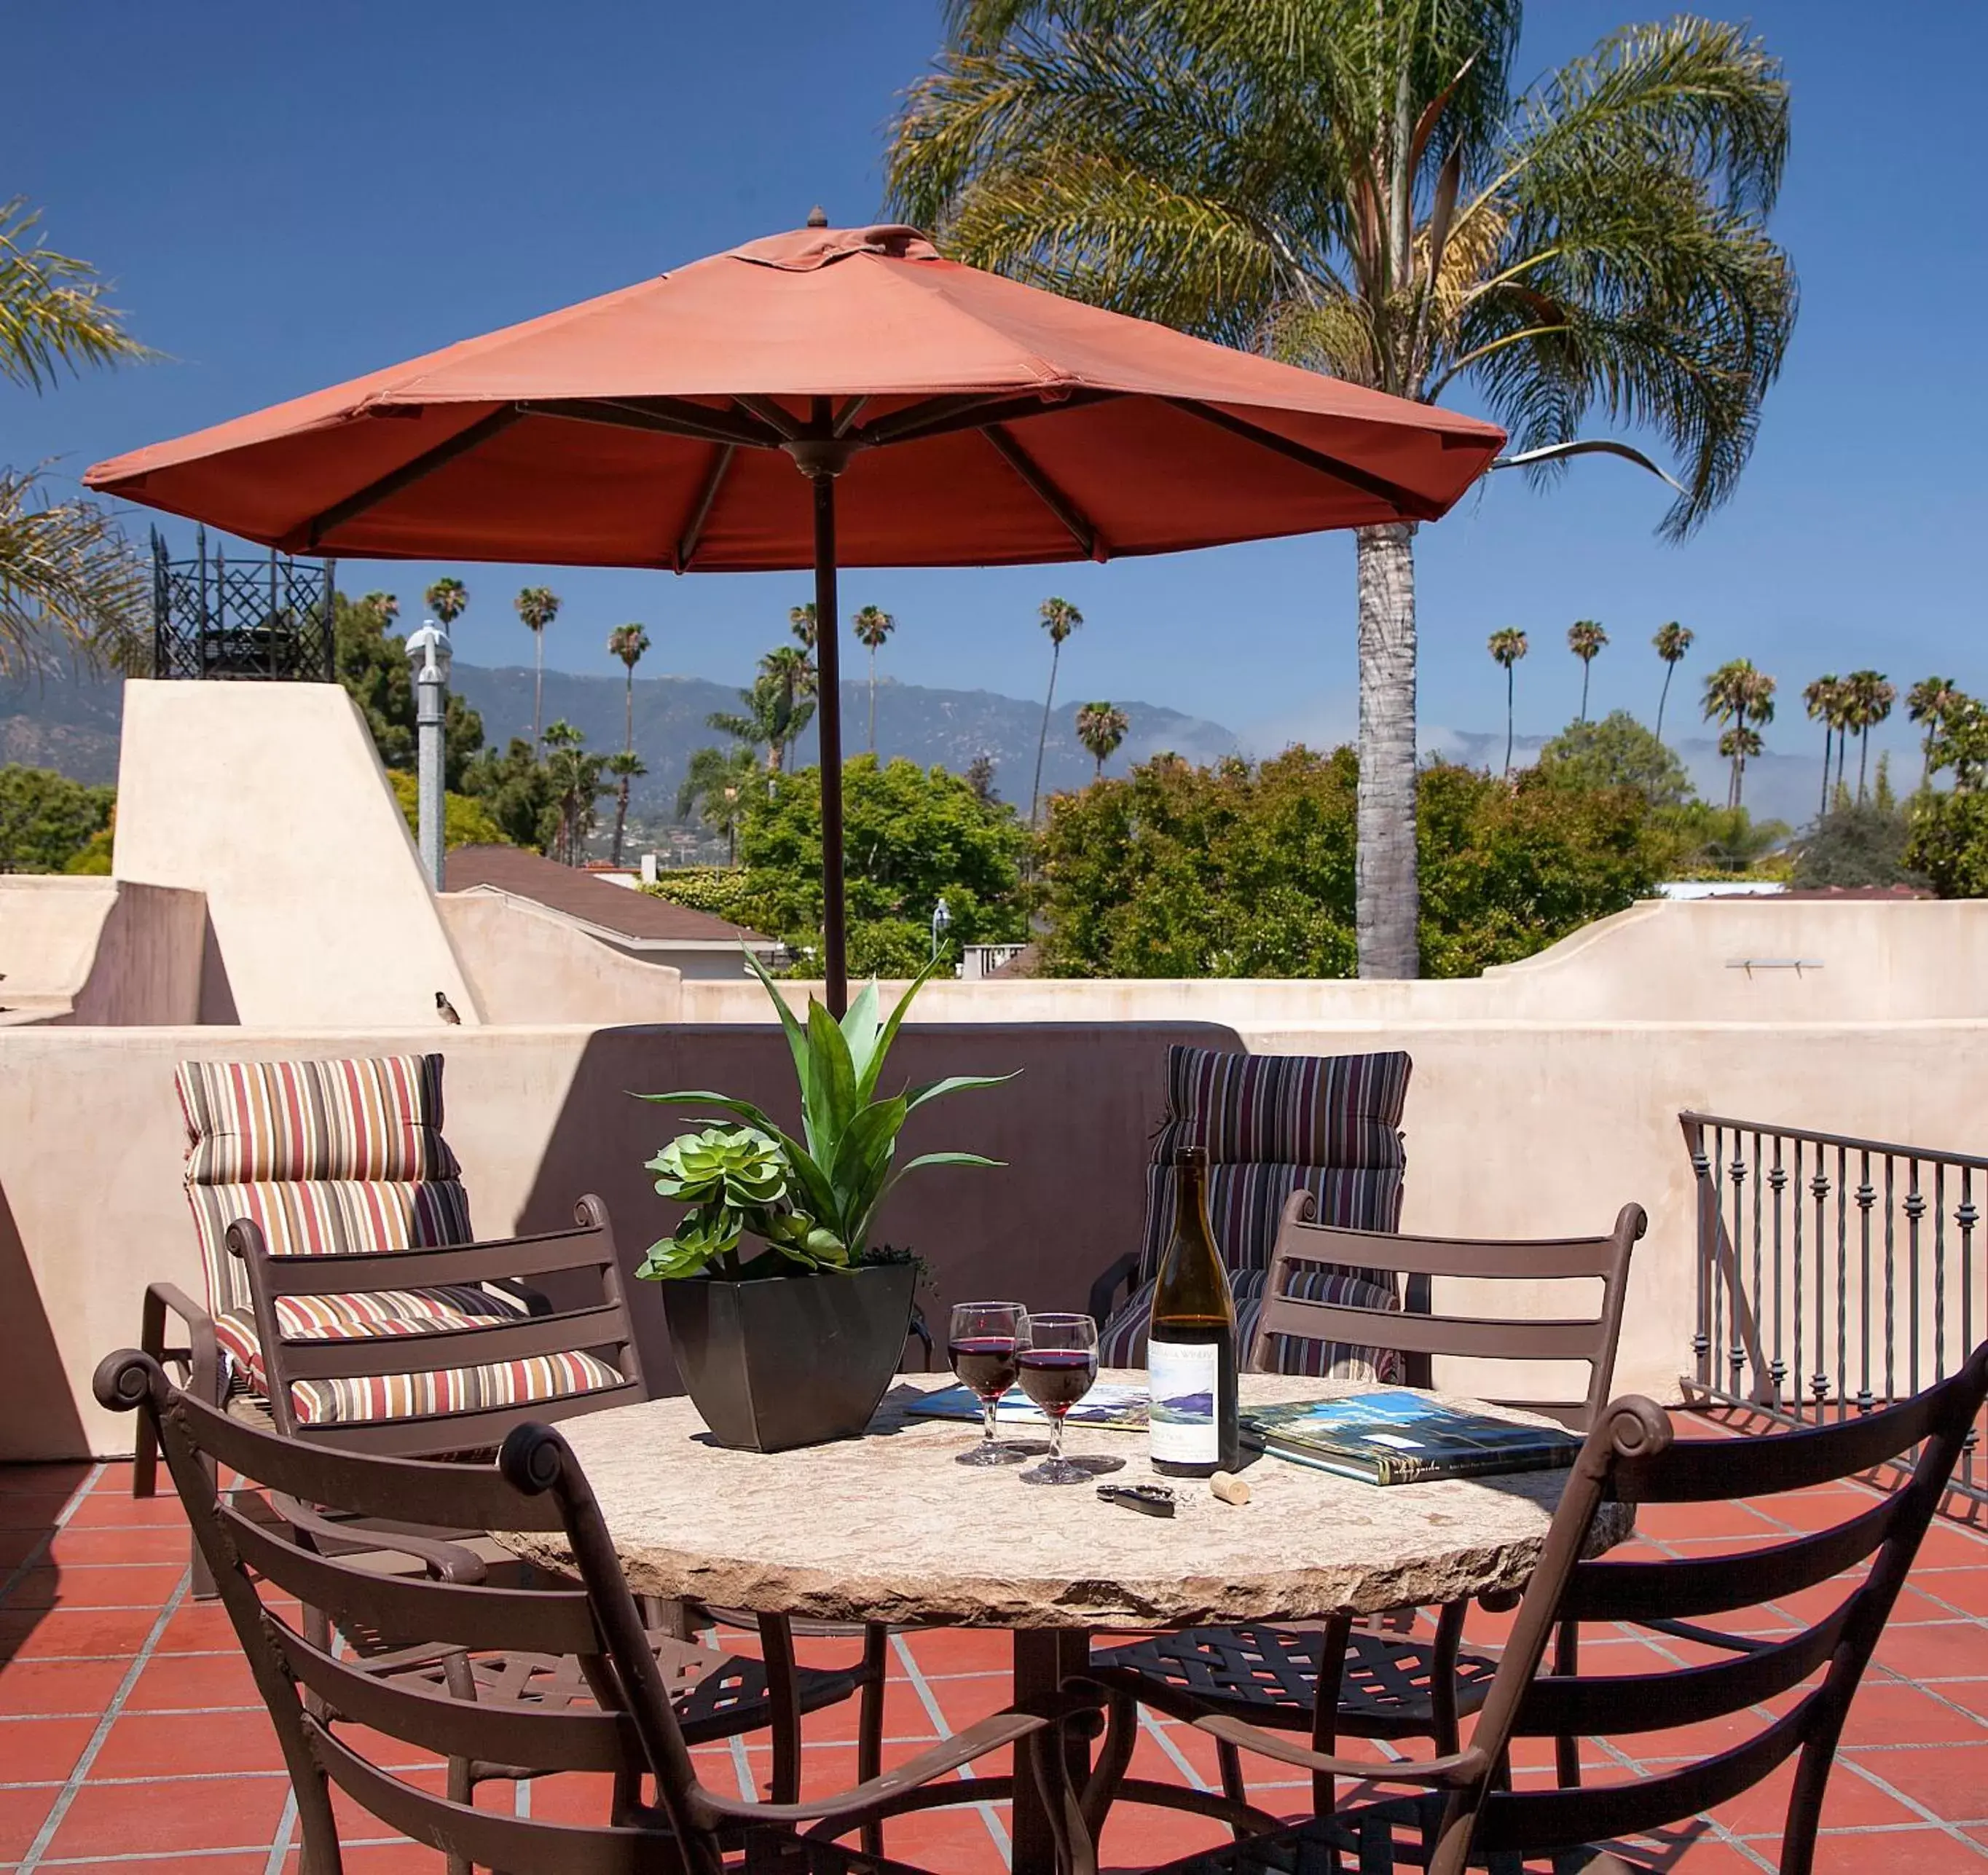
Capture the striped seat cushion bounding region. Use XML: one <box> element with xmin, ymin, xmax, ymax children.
<box><xmin>1100</xmin><ymin>1266</ymin><xmax>1403</xmax><ymax>1383</ymax></box>
<box><xmin>176</xmin><ymin>1056</ymin><xmax>474</xmax><ymax>1316</ymax></box>
<box><xmin>213</xmin><ymin>1291</ymin><xmax>622</xmax><ymax>1428</ymax></box>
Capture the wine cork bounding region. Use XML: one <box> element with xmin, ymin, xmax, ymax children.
<box><xmin>1211</xmin><ymin>1471</ymin><xmax>1250</xmax><ymax>1506</ymax></box>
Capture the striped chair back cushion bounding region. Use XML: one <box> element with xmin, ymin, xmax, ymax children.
<box><xmin>177</xmin><ymin>1056</ymin><xmax>474</xmax><ymax>1316</ymax></box>
<box><xmin>1135</xmin><ymin>1046</ymin><xmax>1411</xmax><ymax>1286</ymax></box>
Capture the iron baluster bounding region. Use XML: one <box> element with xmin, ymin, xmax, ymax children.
<box><xmin>1791</xmin><ymin>1139</ymin><xmax>1806</xmax><ymax>1426</ymax></box>
<box><xmin>1768</xmin><ymin>1144</ymin><xmax>1787</xmax><ymax>1406</ymax></box>
<box><xmin>1963</xmin><ymin>1173</ymin><xmax>1979</xmax><ymax>1493</ymax></box>
<box><xmin>1905</xmin><ymin>1168</ymin><xmax>1925</xmax><ymax>1402</ymax></box>
<box><xmin>1882</xmin><ymin>1156</ymin><xmax>1896</xmax><ymax>1408</ymax></box>
<box><xmin>1855</xmin><ymin>1154</ymin><xmax>1874</xmax><ymax>1413</ymax></box>
<box><xmin>1750</xmin><ymin>1131</ymin><xmax>1766</xmax><ymax>1404</ymax></box>
<box><xmin>1835</xmin><ymin>1145</ymin><xmax>1850</xmax><ymax>1420</ymax></box>
<box><xmin>1812</xmin><ymin>1157</ymin><xmax>1831</xmax><ymax>1410</ymax></box>
<box><xmin>1729</xmin><ymin>1141</ymin><xmax>1748</xmax><ymax>1396</ymax></box>
<box><xmin>1688</xmin><ymin>1123</ymin><xmax>1712</xmax><ymax>1390</ymax></box>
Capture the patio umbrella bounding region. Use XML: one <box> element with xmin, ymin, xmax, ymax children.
<box><xmin>86</xmin><ymin>217</ymin><xmax>1504</xmax><ymax>1013</ymax></box>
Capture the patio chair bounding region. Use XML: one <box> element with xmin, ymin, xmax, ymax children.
<box><xmin>94</xmin><ymin>1348</ymin><xmax>1104</xmax><ymax>1875</ymax></box>
<box><xmin>1091</xmin><ymin>1045</ymin><xmax>1413</xmax><ymax>1378</ymax></box>
<box><xmin>1088</xmin><ymin>1192</ymin><xmax>1645</xmax><ymax>1823</ymax></box>
<box><xmin>1101</xmin><ymin>1340</ymin><xmax>1988</xmax><ymax>1875</ymax></box>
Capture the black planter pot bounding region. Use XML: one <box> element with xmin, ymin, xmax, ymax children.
<box><xmin>661</xmin><ymin>1262</ymin><xmax>917</xmax><ymax>1453</ymax></box>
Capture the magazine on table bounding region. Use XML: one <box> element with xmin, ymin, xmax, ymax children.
<box><xmin>908</xmin><ymin>1381</ymin><xmax>1150</xmax><ymax>1431</ymax></box>
<box><xmin>1238</xmin><ymin>1390</ymin><xmax>1580</xmax><ymax>1486</ymax></box>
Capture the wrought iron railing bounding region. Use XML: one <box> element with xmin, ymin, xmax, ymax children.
<box><xmin>1681</xmin><ymin>1111</ymin><xmax>1985</xmax><ymax>1506</ymax></box>
<box><xmin>152</xmin><ymin>527</ymin><xmax>336</xmax><ymax>683</ymax></box>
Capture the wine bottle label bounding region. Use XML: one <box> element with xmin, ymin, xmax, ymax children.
<box><xmin>1147</xmin><ymin>1339</ymin><xmax>1221</xmax><ymax>1466</ymax></box>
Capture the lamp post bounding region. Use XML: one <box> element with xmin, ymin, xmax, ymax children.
<box><xmin>931</xmin><ymin>896</ymin><xmax>952</xmax><ymax>967</ymax></box>
<box><xmin>405</xmin><ymin>620</ymin><xmax>452</xmax><ymax>889</ymax></box>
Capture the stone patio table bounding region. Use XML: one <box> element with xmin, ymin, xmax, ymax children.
<box><xmin>495</xmin><ymin>1370</ymin><xmax>1633</xmax><ymax>1874</ymax></box>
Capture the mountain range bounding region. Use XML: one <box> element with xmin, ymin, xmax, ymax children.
<box><xmin>0</xmin><ymin>663</ymin><xmax>1239</xmax><ymax>819</ymax></box>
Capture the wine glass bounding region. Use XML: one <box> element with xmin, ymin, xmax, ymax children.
<box><xmin>1016</xmin><ymin>1313</ymin><xmax>1099</xmax><ymax>1486</ymax></box>
<box><xmin>948</xmin><ymin>1301</ymin><xmax>1029</xmax><ymax>1466</ymax></box>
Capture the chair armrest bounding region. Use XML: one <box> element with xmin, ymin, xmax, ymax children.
<box><xmin>1191</xmin><ymin>1713</ymin><xmax>1487</xmax><ymax>1788</ymax></box>
<box><xmin>1087</xmin><ymin>1252</ymin><xmax>1141</xmax><ymax>1325</ymax></box>
<box><xmin>137</xmin><ymin>1284</ymin><xmax>221</xmax><ymax>1499</ymax></box>
<box><xmin>266</xmin><ymin>1491</ymin><xmax>491</xmax><ymax>1584</ymax></box>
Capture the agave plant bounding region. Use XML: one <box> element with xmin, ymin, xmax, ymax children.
<box><xmin>636</xmin><ymin>953</ymin><xmax>1011</xmax><ymax>1280</ymax></box>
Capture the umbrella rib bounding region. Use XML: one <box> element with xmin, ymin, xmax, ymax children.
<box><xmin>302</xmin><ymin>405</ymin><xmax>524</xmax><ymax>549</ymax></box>
<box><xmin>675</xmin><ymin>444</ymin><xmax>735</xmax><ymax>571</ymax></box>
<box><xmin>522</xmin><ymin>396</ymin><xmax>784</xmax><ymax>450</ymax></box>
<box><xmin>854</xmin><ymin>385</ymin><xmax>1119</xmax><ymax>449</ymax></box>
<box><xmin>734</xmin><ymin>396</ymin><xmax>802</xmax><ymax>441</ymax></box>
<box><xmin>1163</xmin><ymin>398</ymin><xmax>1445</xmax><ymax>522</ymax></box>
<box><xmin>983</xmin><ymin>424</ymin><xmax>1104</xmax><ymax>562</ymax></box>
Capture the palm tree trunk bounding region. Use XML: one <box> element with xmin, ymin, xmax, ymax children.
<box><xmin>533</xmin><ymin>632</ymin><xmax>544</xmax><ymax>750</ymax></box>
<box><xmin>1656</xmin><ymin>663</ymin><xmax>1674</xmax><ymax>742</ymax></box>
<box><xmin>868</xmin><ymin>645</ymin><xmax>878</xmax><ymax>753</ymax></box>
<box><xmin>1356</xmin><ymin>523</ymin><xmax>1419</xmax><ymax>979</ymax></box>
<box><xmin>1030</xmin><ymin>642</ymin><xmax>1063</xmax><ymax>828</ymax></box>
<box><xmin>1729</xmin><ymin>707</ymin><xmax>1745</xmax><ymax>810</ymax></box>
<box><xmin>612</xmin><ymin>779</ymin><xmax>630</xmax><ymax>867</ymax></box>
<box><xmin>1579</xmin><ymin>662</ymin><xmax>1591</xmax><ymax>724</ymax></box>
<box><xmin>1858</xmin><ymin>730</ymin><xmax>1870</xmax><ymax>804</ymax></box>
<box><xmin>1819</xmin><ymin>728</ymin><xmax>1831</xmax><ymax>819</ymax></box>
<box><xmin>624</xmin><ymin>671</ymin><xmax>634</xmax><ymax>754</ymax></box>
<box><xmin>1503</xmin><ymin>665</ymin><xmax>1514</xmax><ymax>778</ymax></box>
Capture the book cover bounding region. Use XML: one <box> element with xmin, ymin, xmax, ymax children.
<box><xmin>1238</xmin><ymin>1390</ymin><xmax>1579</xmax><ymax>1486</ymax></box>
<box><xmin>907</xmin><ymin>1381</ymin><xmax>1150</xmax><ymax>1431</ymax></box>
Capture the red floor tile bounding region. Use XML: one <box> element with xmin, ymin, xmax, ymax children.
<box><xmin>1920</xmin><ymin>1568</ymin><xmax>1988</xmax><ymax>1618</ymax></box>
<box><xmin>41</xmin><ymin>1770</ymin><xmax>291</xmax><ymax>1860</ymax></box>
<box><xmin>1846</xmin><ymin>1742</ymin><xmax>1988</xmax><ymax>1822</ymax></box>
<box><xmin>1808</xmin><ymin>1825</ymin><xmax>1988</xmax><ymax>1873</ymax></box>
<box><xmin>0</xmin><ymin>1603</ymin><xmax>161</xmax><ymax>1662</ymax></box>
<box><xmin>0</xmin><ymin>1654</ymin><xmax>133</xmax><ymax>1717</ymax></box>
<box><xmin>0</xmin><ymin>1713</ymin><xmax>98</xmax><ymax>1782</ymax></box>
<box><xmin>0</xmin><ymin>1784</ymin><xmax>57</xmax><ymax>1861</ymax></box>
<box><xmin>121</xmin><ymin>1645</ymin><xmax>264</xmax><ymax>1711</ymax></box>
<box><xmin>92</xmin><ymin>1703</ymin><xmax>288</xmax><ymax>1778</ymax></box>
<box><xmin>1710</xmin><ymin>1756</ymin><xmax>1929</xmax><ymax>1836</ymax></box>
<box><xmin>1839</xmin><ymin>1679</ymin><xmax>1988</xmax><ymax>1748</ymax></box>
<box><xmin>1879</xmin><ymin>1621</ymin><xmax>1988</xmax><ymax>1681</ymax></box>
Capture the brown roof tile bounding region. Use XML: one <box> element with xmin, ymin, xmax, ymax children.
<box><xmin>444</xmin><ymin>846</ymin><xmax>775</xmax><ymax>946</ymax></box>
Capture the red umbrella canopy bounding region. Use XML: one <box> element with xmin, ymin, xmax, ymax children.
<box><xmin>86</xmin><ymin>224</ymin><xmax>1502</xmax><ymax>567</ymax></box>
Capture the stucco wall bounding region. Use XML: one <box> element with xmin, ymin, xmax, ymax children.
<box><xmin>0</xmin><ymin>878</ymin><xmax>206</xmax><ymax>1025</ymax></box>
<box><xmin>110</xmin><ymin>680</ymin><xmax>479</xmax><ymax>1029</ymax></box>
<box><xmin>439</xmin><ymin>893</ymin><xmax>684</xmax><ymax>1025</ymax></box>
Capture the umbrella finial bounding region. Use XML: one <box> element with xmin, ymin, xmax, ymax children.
<box><xmin>806</xmin><ymin>205</ymin><xmax>828</xmax><ymax>229</ymax></box>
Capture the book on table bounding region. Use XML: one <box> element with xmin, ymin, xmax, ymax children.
<box><xmin>1238</xmin><ymin>1390</ymin><xmax>1579</xmax><ymax>1486</ymax></box>
<box><xmin>908</xmin><ymin>1381</ymin><xmax>1149</xmax><ymax>1431</ymax></box>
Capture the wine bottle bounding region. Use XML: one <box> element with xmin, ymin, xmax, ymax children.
<box><xmin>1147</xmin><ymin>1145</ymin><xmax>1239</xmax><ymax>1477</ymax></box>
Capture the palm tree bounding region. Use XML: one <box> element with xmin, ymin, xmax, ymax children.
<box><xmin>1074</xmin><ymin>701</ymin><xmax>1129</xmax><ymax>779</ymax></box>
<box><xmin>425</xmin><ymin>578</ymin><xmax>468</xmax><ymax>632</ymax></box>
<box><xmin>607</xmin><ymin>623</ymin><xmax>650</xmax><ymax>752</ymax></box>
<box><xmin>1487</xmin><ymin>629</ymin><xmax>1528</xmax><ymax>777</ymax></box>
<box><xmin>679</xmin><ymin>744</ymin><xmax>760</xmax><ymax>863</ymax></box>
<box><xmin>851</xmin><ymin>605</ymin><xmax>896</xmax><ymax>752</ymax></box>
<box><xmin>1029</xmin><ymin>597</ymin><xmax>1082</xmax><ymax>825</ymax></box>
<box><xmin>788</xmin><ymin>602</ymin><xmax>818</xmax><ymax>652</ymax></box>
<box><xmin>1567</xmin><ymin>621</ymin><xmax>1608</xmax><ymax>724</ymax></box>
<box><xmin>889</xmin><ymin>7</ymin><xmax>1795</xmax><ymax>978</ymax></box>
<box><xmin>1</xmin><ymin>197</ymin><xmax>151</xmax><ymax>676</ymax></box>
<box><xmin>709</xmin><ymin>667</ymin><xmax>816</xmax><ymax>774</ymax></box>
<box><xmin>1702</xmin><ymin>658</ymin><xmax>1775</xmax><ymax>809</ymax></box>
<box><xmin>1652</xmin><ymin>624</ymin><xmax>1694</xmax><ymax>744</ymax></box>
<box><xmin>514</xmin><ymin>586</ymin><xmax>561</xmax><ymax>748</ymax></box>
<box><xmin>1804</xmin><ymin>675</ymin><xmax>1842</xmax><ymax>819</ymax></box>
<box><xmin>1908</xmin><ymin>676</ymin><xmax>1960</xmax><ymax>790</ymax></box>
<box><xmin>605</xmin><ymin>749</ymin><xmax>647</xmax><ymax>868</ymax></box>
<box><xmin>361</xmin><ymin>591</ymin><xmax>400</xmax><ymax>628</ymax></box>
<box><xmin>1843</xmin><ymin>669</ymin><xmax>1895</xmax><ymax>805</ymax></box>
<box><xmin>541</xmin><ymin>719</ymin><xmax>605</xmax><ymax>865</ymax></box>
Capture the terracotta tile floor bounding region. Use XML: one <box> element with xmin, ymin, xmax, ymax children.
<box><xmin>2</xmin><ymin>1436</ymin><xmax>1985</xmax><ymax>1873</ymax></box>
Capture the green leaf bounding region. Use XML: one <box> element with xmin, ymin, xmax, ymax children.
<box><xmin>855</xmin><ymin>954</ymin><xmax>943</xmax><ymax>1103</ymax></box>
<box><xmin>743</xmin><ymin>946</ymin><xmax>817</xmax><ymax>1119</ymax></box>
<box><xmin>634</xmin><ymin>1090</ymin><xmax>783</xmax><ymax>1135</ymax></box>
<box><xmin>839</xmin><ymin>978</ymin><xmax>884</xmax><ymax>1088</ymax></box>
<box><xmin>829</xmin><ymin>1095</ymin><xmax>911</xmax><ymax>1233</ymax></box>
<box><xmin>806</xmin><ymin>997</ymin><xmax>858</xmax><ymax>1157</ymax></box>
<box><xmin>901</xmin><ymin>1071</ymin><xmax>1019</xmax><ymax>1114</ymax></box>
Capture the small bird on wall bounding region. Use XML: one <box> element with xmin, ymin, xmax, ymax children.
<box><xmin>436</xmin><ymin>991</ymin><xmax>461</xmax><ymax>1026</ymax></box>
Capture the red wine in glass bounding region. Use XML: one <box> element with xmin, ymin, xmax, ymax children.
<box><xmin>1017</xmin><ymin>1313</ymin><xmax>1101</xmax><ymax>1486</ymax></box>
<box><xmin>949</xmin><ymin>1302</ymin><xmax>1029</xmax><ymax>1467</ymax></box>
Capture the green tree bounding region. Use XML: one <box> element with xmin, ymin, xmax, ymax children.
<box><xmin>1</xmin><ymin>198</ymin><xmax>150</xmax><ymax>677</ymax></box>
<box><xmin>1908</xmin><ymin>676</ymin><xmax>1962</xmax><ymax>791</ymax></box>
<box><xmin>1793</xmin><ymin>790</ymin><xmax>1920</xmax><ymax>892</ymax></box>
<box><xmin>606</xmin><ymin>748</ymin><xmax>647</xmax><ymax>867</ymax></box>
<box><xmin>514</xmin><ymin>585</ymin><xmax>561</xmax><ymax>749</ymax></box>
<box><xmin>334</xmin><ymin>591</ymin><xmax>485</xmax><ymax>787</ymax></box>
<box><xmin>677</xmin><ymin>743</ymin><xmax>761</xmax><ymax>864</ymax></box>
<box><xmin>1702</xmin><ymin>658</ymin><xmax>1775</xmax><ymax>809</ymax></box>
<box><xmin>788</xmin><ymin>602</ymin><xmax>818</xmax><ymax>652</ymax></box>
<box><xmin>734</xmin><ymin>755</ymin><xmax>1031</xmax><ymax>974</ymax></box>
<box><xmin>1074</xmin><ymin>700</ymin><xmax>1128</xmax><ymax>779</ymax></box>
<box><xmin>542</xmin><ymin>719</ymin><xmax>608</xmax><ymax>865</ymax></box>
<box><xmin>607</xmin><ymin>622</ymin><xmax>650</xmax><ymax>752</ymax></box>
<box><xmin>1906</xmin><ymin>688</ymin><xmax>1988</xmax><ymax>895</ymax></box>
<box><xmin>1539</xmin><ymin>711</ymin><xmax>1692</xmax><ymax>809</ymax></box>
<box><xmin>709</xmin><ymin>661</ymin><xmax>817</xmax><ymax>773</ymax></box>
<box><xmin>0</xmin><ymin>763</ymin><xmax>114</xmax><ymax>871</ymax></box>
<box><xmin>1566</xmin><ymin>621</ymin><xmax>1608</xmax><ymax>723</ymax></box>
<box><xmin>1651</xmin><ymin>623</ymin><xmax>1694</xmax><ymax>744</ymax></box>
<box><xmin>1487</xmin><ymin>628</ymin><xmax>1528</xmax><ymax>776</ymax></box>
<box><xmin>851</xmin><ymin>604</ymin><xmax>896</xmax><ymax>752</ymax></box>
<box><xmin>424</xmin><ymin>577</ymin><xmax>468</xmax><ymax>630</ymax></box>
<box><xmin>1029</xmin><ymin>595</ymin><xmax>1081</xmax><ymax>825</ymax></box>
<box><xmin>1840</xmin><ymin>669</ymin><xmax>1895</xmax><ymax>805</ymax></box>
<box><xmin>890</xmin><ymin>4</ymin><xmax>1796</xmax><ymax>980</ymax></box>
<box><xmin>457</xmin><ymin>736</ymin><xmax>559</xmax><ymax>854</ymax></box>
<box><xmin>1033</xmin><ymin>746</ymin><xmax>1665</xmax><ymax>979</ymax></box>
<box><xmin>1803</xmin><ymin>675</ymin><xmax>1842</xmax><ymax>820</ymax></box>
<box><xmin>385</xmin><ymin>769</ymin><xmax>511</xmax><ymax>853</ymax></box>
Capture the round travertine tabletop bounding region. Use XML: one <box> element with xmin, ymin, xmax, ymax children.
<box><xmin>497</xmin><ymin>1371</ymin><xmax>1632</xmax><ymax>1630</ymax></box>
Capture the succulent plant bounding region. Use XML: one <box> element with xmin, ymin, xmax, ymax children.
<box><xmin>645</xmin><ymin>1126</ymin><xmax>787</xmax><ymax>1211</ymax></box>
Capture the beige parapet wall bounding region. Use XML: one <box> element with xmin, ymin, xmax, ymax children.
<box><xmin>0</xmin><ymin>877</ymin><xmax>205</xmax><ymax>1025</ymax></box>
<box><xmin>437</xmin><ymin>892</ymin><xmax>685</xmax><ymax>1026</ymax></box>
<box><xmin>4</xmin><ymin>1008</ymin><xmax>1986</xmax><ymax>1459</ymax></box>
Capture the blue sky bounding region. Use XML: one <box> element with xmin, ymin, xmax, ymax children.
<box><xmin>8</xmin><ymin>1</ymin><xmax>1984</xmax><ymax>764</ymax></box>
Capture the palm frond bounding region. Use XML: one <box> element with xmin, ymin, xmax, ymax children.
<box><xmin>0</xmin><ymin>198</ymin><xmax>150</xmax><ymax>392</ymax></box>
<box><xmin>0</xmin><ymin>469</ymin><xmax>149</xmax><ymax>678</ymax></box>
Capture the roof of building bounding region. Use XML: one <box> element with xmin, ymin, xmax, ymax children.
<box><xmin>443</xmin><ymin>846</ymin><xmax>776</xmax><ymax>948</ymax></box>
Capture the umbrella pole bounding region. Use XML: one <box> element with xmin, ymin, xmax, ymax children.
<box><xmin>810</xmin><ymin>472</ymin><xmax>849</xmax><ymax>1018</ymax></box>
